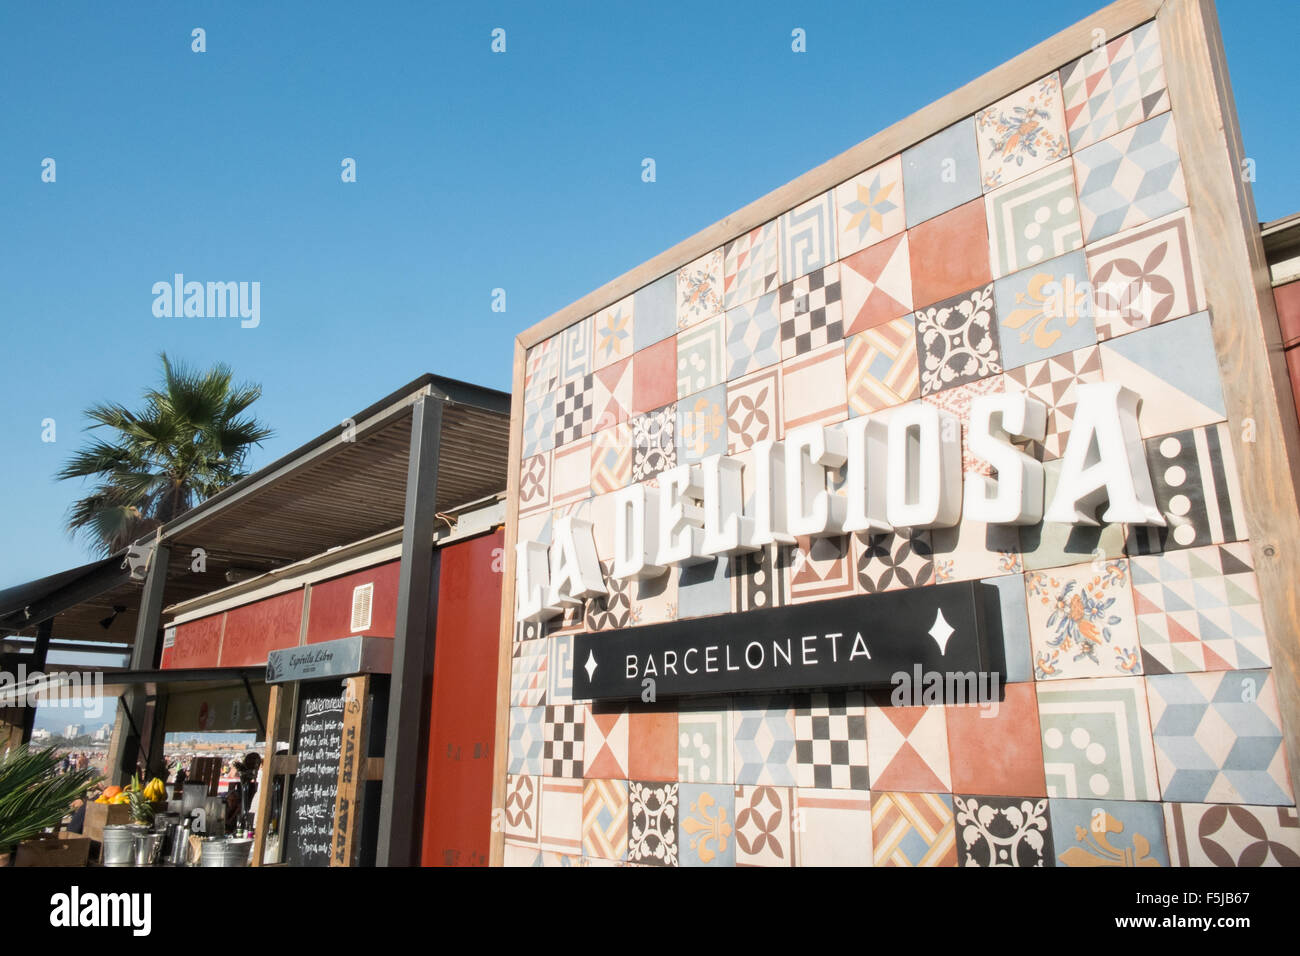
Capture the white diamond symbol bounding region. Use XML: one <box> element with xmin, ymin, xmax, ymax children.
<box><xmin>584</xmin><ymin>650</ymin><xmax>598</xmax><ymax>681</ymax></box>
<box><xmin>928</xmin><ymin>609</ymin><xmax>955</xmax><ymax>655</ymax></box>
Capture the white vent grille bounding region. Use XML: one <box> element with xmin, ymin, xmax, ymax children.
<box><xmin>350</xmin><ymin>583</ymin><xmax>374</xmax><ymax>633</ymax></box>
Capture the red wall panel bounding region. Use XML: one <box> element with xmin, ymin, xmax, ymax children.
<box><xmin>420</xmin><ymin>530</ymin><xmax>503</xmax><ymax>867</ymax></box>
<box><xmin>162</xmin><ymin>614</ymin><xmax>223</xmax><ymax>669</ymax></box>
<box><xmin>1273</xmin><ymin>282</ymin><xmax>1300</xmax><ymax>427</ymax></box>
<box><xmin>304</xmin><ymin>559</ymin><xmax>400</xmax><ymax>644</ymax></box>
<box><xmin>217</xmin><ymin>589</ymin><xmax>304</xmax><ymax>667</ymax></box>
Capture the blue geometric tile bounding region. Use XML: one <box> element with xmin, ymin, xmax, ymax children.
<box><xmin>733</xmin><ymin>695</ymin><xmax>796</xmax><ymax>786</ymax></box>
<box><xmin>522</xmin><ymin>390</ymin><xmax>557</xmax><ymax>457</ymax></box>
<box><xmin>508</xmin><ymin>706</ymin><xmax>545</xmax><ymax>774</ymax></box>
<box><xmin>725</xmin><ymin>291</ymin><xmax>781</xmax><ymax>379</ymax></box>
<box><xmin>902</xmin><ymin>117</ymin><xmax>982</xmax><ymax>227</ymax></box>
<box><xmin>779</xmin><ymin>190</ymin><xmax>837</xmax><ymax>284</ymax></box>
<box><xmin>1073</xmin><ymin>112</ymin><xmax>1186</xmax><ymax>243</ymax></box>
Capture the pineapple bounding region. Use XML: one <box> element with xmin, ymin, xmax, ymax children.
<box><xmin>127</xmin><ymin>773</ymin><xmax>155</xmax><ymax>826</ymax></box>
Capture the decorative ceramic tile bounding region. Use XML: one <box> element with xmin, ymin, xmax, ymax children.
<box><xmin>779</xmin><ymin>189</ymin><xmax>837</xmax><ymax>284</ymax></box>
<box><xmin>1050</xmin><ymin>798</ymin><xmax>1169</xmax><ymax>866</ymax></box>
<box><xmin>628</xmin><ymin>569</ymin><xmax>677</xmax><ymax>627</ymax></box>
<box><xmin>854</xmin><ymin>529</ymin><xmax>935</xmax><ymax>593</ymax></box>
<box><xmin>515</xmin><ymin>617</ymin><xmax>547</xmax><ymax>645</ymax></box>
<box><xmin>1037</xmin><ymin>676</ymin><xmax>1159</xmax><ymax>800</ymax></box>
<box><xmin>677</xmin><ymin>384</ymin><xmax>727</xmax><ymax>463</ymax></box>
<box><xmin>503</xmin><ymin>774</ymin><xmax>541</xmax><ymax>844</ymax></box>
<box><xmin>922</xmin><ymin>374</ymin><xmax>1006</xmax><ymax>475</ymax></box>
<box><xmin>931</xmin><ymin>510</ymin><xmax>1022</xmax><ymax>584</ymax></box>
<box><xmin>987</xmin><ymin>572</ymin><xmax>1035</xmax><ymax>684</ymax></box>
<box><xmin>583</xmin><ymin>704</ymin><xmax>629</xmax><ymax>779</ymax></box>
<box><xmin>676</xmin><ymin>314</ymin><xmax>726</xmax><ymax>398</ymax></box>
<box><xmin>679</xmin><ymin>783</ymin><xmax>735</xmax><ymax>867</ymax></box>
<box><xmin>541</xmin><ymin>704</ymin><xmax>583</xmax><ymax>778</ymax></box>
<box><xmin>1164</xmin><ymin>803</ymin><xmax>1300</xmax><ymax>867</ymax></box>
<box><xmin>508</xmin><ymin>706</ymin><xmax>545</xmax><ymax>774</ymax></box>
<box><xmin>590</xmin><ymin>422</ymin><xmax>631</xmax><ymax>495</ymax></box>
<box><xmin>1020</xmin><ymin>458</ymin><xmax>1126</xmax><ymax>571</ymax></box>
<box><xmin>948</xmin><ymin>682</ymin><xmax>1048</xmax><ymax>796</ymax></box>
<box><xmin>1074</xmin><ymin>112</ymin><xmax>1186</xmax><ymax>243</ymax></box>
<box><xmin>503</xmin><ymin>841</ymin><xmax>542</xmax><ymax>866</ymax></box>
<box><xmin>908</xmin><ymin>199</ymin><xmax>992</xmax><ymax>310</ymax></box>
<box><xmin>1147</xmin><ymin>669</ymin><xmax>1292</xmax><ymax>805</ymax></box>
<box><xmin>628</xmin><ymin>781</ymin><xmax>678</xmax><ymax>866</ymax></box>
<box><xmin>835</xmin><ymin>154</ymin><xmax>906</xmax><ymax>257</ymax></box>
<box><xmin>678</xmin><ymin>698</ymin><xmax>733</xmax><ymax>784</ymax></box>
<box><xmin>1087</xmin><ymin>209</ymin><xmax>1205</xmax><ymax>341</ymax></box>
<box><xmin>794</xmin><ymin>788</ymin><xmax>873</xmax><ymax>866</ymax></box>
<box><xmin>779</xmin><ymin>264</ymin><xmax>843</xmax><ymax>360</ymax></box>
<box><xmin>592</xmin><ymin>295</ymin><xmax>634</xmax><ymax>370</ymax></box>
<box><xmin>781</xmin><ymin>341</ymin><xmax>848</xmax><ymax>430</ymax></box>
<box><xmin>793</xmin><ymin>691</ymin><xmax>868</xmax><ymax>789</ymax></box>
<box><xmin>1126</xmin><ymin>424</ymin><xmax>1248</xmax><ymax>555</ymax></box>
<box><xmin>1131</xmin><ymin>543</ymin><xmax>1269</xmax><ymax>675</ymax></box>
<box><xmin>628</xmin><ymin>708</ymin><xmax>679</xmax><ymax>782</ymax></box>
<box><xmin>632</xmin><ymin>272</ymin><xmax>677</xmax><ymax>351</ymax></box>
<box><xmin>677</xmin><ymin>248</ymin><xmax>724</xmax><ymax>329</ymax></box>
<box><xmin>730</xmin><ymin>543</ymin><xmax>788</xmax><ymax>612</ymax></box>
<box><xmin>511</xmin><ymin>637</ymin><xmax>549</xmax><ymax>707</ymax></box>
<box><xmin>842</xmin><ymin>232</ymin><xmax>913</xmax><ymax>336</ymax></box>
<box><xmin>678</xmin><ymin>556</ymin><xmax>730</xmax><ymax>619</ymax></box>
<box><xmin>539</xmin><ymin>776</ymin><xmax>583</xmax><ymax>855</ymax></box>
<box><xmin>845</xmin><ymin>318</ymin><xmax>919</xmax><ymax>416</ymax></box>
<box><xmin>522</xmin><ymin>389</ymin><xmax>557</xmax><ymax>458</ymax></box>
<box><xmin>734</xmin><ymin>695</ymin><xmax>797</xmax><ymax>786</ymax></box>
<box><xmin>558</xmin><ymin>316</ymin><xmax>593</xmax><ymax>387</ymax></box>
<box><xmin>993</xmin><ymin>250</ymin><xmax>1097</xmax><ymax>369</ymax></box>
<box><xmin>954</xmin><ymin>795</ymin><xmax>1054</xmax><ymax>866</ymax></box>
<box><xmin>915</xmin><ymin>284</ymin><xmax>1002</xmax><ymax>395</ymax></box>
<box><xmin>585</xmin><ymin>560</ymin><xmax>632</xmax><ymax>632</ymax></box>
<box><xmin>723</xmin><ymin>221</ymin><xmax>780</xmax><ymax>310</ymax></box>
<box><xmin>726</xmin><ymin>364</ymin><xmax>781</xmax><ymax>453</ymax></box>
<box><xmin>554</xmin><ymin>375</ymin><xmax>594</xmax><ymax>448</ymax></box>
<box><xmin>549</xmin><ymin>632</ymin><xmax>574</xmax><ymax>705</ymax></box>
<box><xmin>734</xmin><ymin>785</ymin><xmax>795</xmax><ymax>866</ymax></box>
<box><xmin>524</xmin><ymin>336</ymin><xmax>559</xmax><ymax>402</ymax></box>
<box><xmin>631</xmin><ymin>335</ymin><xmax>676</xmax><ymax>415</ymax></box>
<box><xmin>550</xmin><ymin>436</ymin><xmax>591</xmax><ymax>509</ymax></box>
<box><xmin>787</xmin><ymin>534</ymin><xmax>855</xmax><ymax>604</ymax></box>
<box><xmin>1061</xmin><ymin>21</ymin><xmax>1169</xmax><ymax>150</ymax></box>
<box><xmin>976</xmin><ymin>73</ymin><xmax>1069</xmax><ymax>191</ymax></box>
<box><xmin>1026</xmin><ymin>558</ymin><xmax>1142</xmax><ymax>680</ymax></box>
<box><xmin>985</xmin><ymin>159</ymin><xmax>1084</xmax><ymax>278</ymax></box>
<box><xmin>724</xmin><ymin>291</ymin><xmax>781</xmax><ymax>379</ymax></box>
<box><xmin>871</xmin><ymin>791</ymin><xmax>958</xmax><ymax>866</ymax></box>
<box><xmin>590</xmin><ymin>358</ymin><xmax>633</xmax><ymax>431</ymax></box>
<box><xmin>902</xmin><ymin>118</ymin><xmax>981</xmax><ymax>228</ymax></box>
<box><xmin>867</xmin><ymin>703</ymin><xmax>951</xmax><ymax>792</ymax></box>
<box><xmin>582</xmin><ymin>778</ymin><xmax>628</xmax><ymax>861</ymax></box>
<box><xmin>629</xmin><ymin>403</ymin><xmax>677</xmax><ymax>482</ymax></box>
<box><xmin>1004</xmin><ymin>344</ymin><xmax>1104</xmax><ymax>460</ymax></box>
<box><xmin>518</xmin><ymin>450</ymin><xmax>551</xmax><ymax>517</ymax></box>
<box><xmin>1098</xmin><ymin>312</ymin><xmax>1225</xmax><ymax>437</ymax></box>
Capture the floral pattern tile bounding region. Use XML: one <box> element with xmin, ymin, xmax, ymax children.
<box><xmin>985</xmin><ymin>158</ymin><xmax>1084</xmax><ymax>279</ymax></box>
<box><xmin>592</xmin><ymin>295</ymin><xmax>635</xmax><ymax>370</ymax></box>
<box><xmin>835</xmin><ymin>154</ymin><xmax>906</xmax><ymax>257</ymax></box>
<box><xmin>734</xmin><ymin>785</ymin><xmax>795</xmax><ymax>866</ymax></box>
<box><xmin>871</xmin><ymin>791</ymin><xmax>958</xmax><ymax>866</ymax></box>
<box><xmin>854</xmin><ymin>529</ymin><xmax>935</xmax><ymax>593</ymax></box>
<box><xmin>1050</xmin><ymin>798</ymin><xmax>1169</xmax><ymax>866</ymax></box>
<box><xmin>915</xmin><ymin>283</ymin><xmax>1002</xmax><ymax>395</ymax></box>
<box><xmin>629</xmin><ymin>569</ymin><xmax>678</xmax><ymax>627</ymax></box>
<box><xmin>629</xmin><ymin>403</ymin><xmax>677</xmax><ymax>482</ymax></box>
<box><xmin>975</xmin><ymin>73</ymin><xmax>1069</xmax><ymax>191</ymax></box>
<box><xmin>628</xmin><ymin>781</ymin><xmax>678</xmax><ymax>866</ymax></box>
<box><xmin>1164</xmin><ymin>803</ymin><xmax>1300</xmax><ymax>867</ymax></box>
<box><xmin>902</xmin><ymin>117</ymin><xmax>982</xmax><ymax>228</ymax></box>
<box><xmin>931</xmin><ymin>510</ymin><xmax>1022</xmax><ymax>584</ymax></box>
<box><xmin>1025</xmin><ymin>558</ymin><xmax>1142</xmax><ymax>680</ymax></box>
<box><xmin>922</xmin><ymin>373</ymin><xmax>1005</xmax><ymax>476</ymax></box>
<box><xmin>676</xmin><ymin>248</ymin><xmax>724</xmax><ymax>329</ymax></box>
<box><xmin>677</xmin><ymin>384</ymin><xmax>727</xmax><ymax>462</ymax></box>
<box><xmin>1061</xmin><ymin>21</ymin><xmax>1169</xmax><ymax>150</ymax></box>
<box><xmin>726</xmin><ymin>364</ymin><xmax>781</xmax><ymax>454</ymax></box>
<box><xmin>1087</xmin><ymin>208</ymin><xmax>1204</xmax><ymax>341</ymax></box>
<box><xmin>993</xmin><ymin>250</ymin><xmax>1097</xmax><ymax>369</ymax></box>
<box><xmin>723</xmin><ymin>221</ymin><xmax>780</xmax><ymax>310</ymax></box>
<box><xmin>846</xmin><ymin>318</ymin><xmax>919</xmax><ymax>416</ymax></box>
<box><xmin>1037</xmin><ymin>675</ymin><xmax>1160</xmax><ymax>801</ymax></box>
<box><xmin>1146</xmin><ymin>669</ymin><xmax>1292</xmax><ymax>805</ymax></box>
<box><xmin>679</xmin><ymin>783</ymin><xmax>735</xmax><ymax>866</ymax></box>
<box><xmin>954</xmin><ymin>795</ymin><xmax>1054</xmax><ymax>866</ymax></box>
<box><xmin>1073</xmin><ymin>112</ymin><xmax>1187</xmax><ymax>244</ymax></box>
<box><xmin>842</xmin><ymin>232</ymin><xmax>913</xmax><ymax>336</ymax></box>
<box><xmin>779</xmin><ymin>189</ymin><xmax>837</xmax><ymax>283</ymax></box>
<box><xmin>794</xmin><ymin>788</ymin><xmax>873</xmax><ymax>866</ymax></box>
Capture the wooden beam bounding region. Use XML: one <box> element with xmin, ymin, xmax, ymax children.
<box><xmin>250</xmin><ymin>683</ymin><xmax>283</xmax><ymax>867</ymax></box>
<box><xmin>1158</xmin><ymin>0</ymin><xmax>1300</xmax><ymax>805</ymax></box>
<box><xmin>331</xmin><ymin>675</ymin><xmax>372</xmax><ymax>868</ymax></box>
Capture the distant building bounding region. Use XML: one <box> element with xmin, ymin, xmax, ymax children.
<box><xmin>93</xmin><ymin>723</ymin><xmax>112</xmax><ymax>742</ymax></box>
<box><xmin>62</xmin><ymin>723</ymin><xmax>84</xmax><ymax>739</ymax></box>
<box><xmin>30</xmin><ymin>728</ymin><xmax>51</xmax><ymax>742</ymax></box>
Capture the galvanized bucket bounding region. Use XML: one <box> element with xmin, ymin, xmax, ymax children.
<box><xmin>102</xmin><ymin>824</ymin><xmax>146</xmax><ymax>866</ymax></box>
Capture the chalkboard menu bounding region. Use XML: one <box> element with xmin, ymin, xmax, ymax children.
<box><xmin>283</xmin><ymin>680</ymin><xmax>345</xmax><ymax>867</ymax></box>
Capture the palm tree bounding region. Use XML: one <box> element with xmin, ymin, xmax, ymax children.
<box><xmin>57</xmin><ymin>353</ymin><xmax>273</xmax><ymax>556</ymax></box>
<box><xmin>0</xmin><ymin>745</ymin><xmax>100</xmax><ymax>854</ymax></box>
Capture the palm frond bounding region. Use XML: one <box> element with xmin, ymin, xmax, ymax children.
<box><xmin>0</xmin><ymin>746</ymin><xmax>101</xmax><ymax>850</ymax></box>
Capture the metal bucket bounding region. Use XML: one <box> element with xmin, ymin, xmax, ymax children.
<box><xmin>200</xmin><ymin>837</ymin><xmax>252</xmax><ymax>867</ymax></box>
<box><xmin>132</xmin><ymin>831</ymin><xmax>163</xmax><ymax>866</ymax></box>
<box><xmin>102</xmin><ymin>824</ymin><xmax>146</xmax><ymax>866</ymax></box>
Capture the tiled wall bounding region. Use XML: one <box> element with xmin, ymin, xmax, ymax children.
<box><xmin>505</xmin><ymin>21</ymin><xmax>1299</xmax><ymax>867</ymax></box>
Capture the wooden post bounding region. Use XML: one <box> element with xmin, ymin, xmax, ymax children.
<box><xmin>250</xmin><ymin>683</ymin><xmax>282</xmax><ymax>867</ymax></box>
<box><xmin>331</xmin><ymin>674</ymin><xmax>371</xmax><ymax>867</ymax></box>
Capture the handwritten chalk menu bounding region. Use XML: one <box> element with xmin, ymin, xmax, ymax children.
<box><xmin>284</xmin><ymin>680</ymin><xmax>345</xmax><ymax>867</ymax></box>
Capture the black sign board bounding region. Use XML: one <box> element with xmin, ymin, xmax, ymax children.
<box><xmin>573</xmin><ymin>580</ymin><xmax>998</xmax><ymax>701</ymax></box>
<box><xmin>282</xmin><ymin>680</ymin><xmax>345</xmax><ymax>867</ymax></box>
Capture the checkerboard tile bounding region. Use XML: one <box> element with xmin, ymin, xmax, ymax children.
<box><xmin>793</xmin><ymin>691</ymin><xmax>868</xmax><ymax>789</ymax></box>
<box><xmin>1061</xmin><ymin>21</ymin><xmax>1169</xmax><ymax>150</ymax></box>
<box><xmin>677</xmin><ymin>248</ymin><xmax>724</xmax><ymax>328</ymax></box>
<box><xmin>542</xmin><ymin>704</ymin><xmax>584</xmax><ymax>778</ymax></box>
<box><xmin>779</xmin><ymin>264</ymin><xmax>843</xmax><ymax>359</ymax></box>
<box><xmin>975</xmin><ymin>73</ymin><xmax>1069</xmax><ymax>191</ymax></box>
<box><xmin>724</xmin><ymin>221</ymin><xmax>781</xmax><ymax>310</ymax></box>
<box><xmin>871</xmin><ymin>791</ymin><xmax>958</xmax><ymax>866</ymax></box>
<box><xmin>779</xmin><ymin>190</ymin><xmax>837</xmax><ymax>283</ymax></box>
<box><xmin>915</xmin><ymin>284</ymin><xmax>1003</xmax><ymax>395</ymax></box>
<box><xmin>985</xmin><ymin>158</ymin><xmax>1084</xmax><ymax>278</ymax></box>
<box><xmin>554</xmin><ymin>375</ymin><xmax>594</xmax><ymax>446</ymax></box>
<box><xmin>842</xmin><ymin>232</ymin><xmax>913</xmax><ymax>336</ymax></box>
<box><xmin>1073</xmin><ymin>112</ymin><xmax>1187</xmax><ymax>243</ymax></box>
<box><xmin>835</xmin><ymin>154</ymin><xmax>906</xmax><ymax>257</ymax></box>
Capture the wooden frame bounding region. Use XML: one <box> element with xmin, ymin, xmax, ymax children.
<box><xmin>489</xmin><ymin>0</ymin><xmax>1300</xmax><ymax>864</ymax></box>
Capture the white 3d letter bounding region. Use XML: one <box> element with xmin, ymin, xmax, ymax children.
<box><xmin>885</xmin><ymin>403</ymin><xmax>962</xmax><ymax>528</ymax></box>
<box><xmin>699</xmin><ymin>454</ymin><xmax>757</xmax><ymax>556</ymax></box>
<box><xmin>785</xmin><ymin>424</ymin><xmax>848</xmax><ymax>537</ymax></box>
<box><xmin>965</xmin><ymin>392</ymin><xmax>1047</xmax><ymax>524</ymax></box>
<box><xmin>750</xmin><ymin>439</ymin><xmax>796</xmax><ymax>546</ymax></box>
<box><xmin>515</xmin><ymin>539</ymin><xmax>560</xmax><ymax>622</ymax></box>
<box><xmin>547</xmin><ymin>517</ymin><xmax>607</xmax><ymax>607</ymax></box>
<box><xmin>656</xmin><ymin>463</ymin><xmax>710</xmax><ymax>566</ymax></box>
<box><xmin>841</xmin><ymin>415</ymin><xmax>893</xmax><ymax>534</ymax></box>
<box><xmin>1044</xmin><ymin>382</ymin><xmax>1166</xmax><ymax>526</ymax></box>
<box><xmin>612</xmin><ymin>484</ymin><xmax>666</xmax><ymax>580</ymax></box>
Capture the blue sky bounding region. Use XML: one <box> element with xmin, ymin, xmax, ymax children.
<box><xmin>2</xmin><ymin>0</ymin><xmax>1296</xmax><ymax>587</ymax></box>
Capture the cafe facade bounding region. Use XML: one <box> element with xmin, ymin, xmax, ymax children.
<box><xmin>490</xmin><ymin>0</ymin><xmax>1300</xmax><ymax>866</ymax></box>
